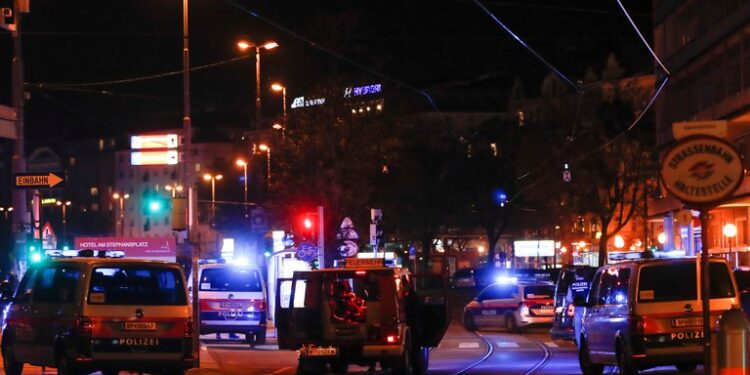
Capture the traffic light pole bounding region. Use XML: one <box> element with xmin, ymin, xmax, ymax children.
<box><xmin>317</xmin><ymin>206</ymin><xmax>324</xmax><ymax>267</ymax></box>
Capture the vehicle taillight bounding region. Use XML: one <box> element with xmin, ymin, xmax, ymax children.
<box><xmin>77</xmin><ymin>317</ymin><xmax>93</xmax><ymax>337</ymax></box>
<box><xmin>519</xmin><ymin>302</ymin><xmax>530</xmax><ymax>316</ymax></box>
<box><xmin>386</xmin><ymin>335</ymin><xmax>398</xmax><ymax>344</ymax></box>
<box><xmin>185</xmin><ymin>319</ymin><xmax>194</xmax><ymax>338</ymax></box>
<box><xmin>567</xmin><ymin>304</ymin><xmax>575</xmax><ymax>317</ymax></box>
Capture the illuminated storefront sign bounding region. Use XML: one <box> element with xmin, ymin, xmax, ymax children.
<box><xmin>343</xmin><ymin>83</ymin><xmax>381</xmax><ymax>98</ymax></box>
<box><xmin>290</xmin><ymin>96</ymin><xmax>326</xmax><ymax>109</ymax></box>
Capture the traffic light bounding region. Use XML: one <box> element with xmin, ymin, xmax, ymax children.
<box><xmin>296</xmin><ymin>213</ymin><xmax>316</xmax><ymax>242</ymax></box>
<box><xmin>28</xmin><ymin>241</ymin><xmax>42</xmax><ymax>263</ymax></box>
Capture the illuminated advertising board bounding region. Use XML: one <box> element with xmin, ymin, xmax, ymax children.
<box><xmin>131</xmin><ymin>150</ymin><xmax>178</xmax><ymax>166</ymax></box>
<box><xmin>513</xmin><ymin>240</ymin><xmax>555</xmax><ymax>257</ymax></box>
<box><xmin>131</xmin><ymin>134</ymin><xmax>178</xmax><ymax>150</ymax></box>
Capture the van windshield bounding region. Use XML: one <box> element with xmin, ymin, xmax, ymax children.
<box><xmin>88</xmin><ymin>266</ymin><xmax>187</xmax><ymax>305</ymax></box>
<box><xmin>200</xmin><ymin>268</ymin><xmax>263</xmax><ymax>292</ymax></box>
<box><xmin>637</xmin><ymin>262</ymin><xmax>735</xmax><ymax>302</ymax></box>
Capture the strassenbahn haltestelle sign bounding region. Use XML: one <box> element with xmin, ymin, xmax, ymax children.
<box><xmin>660</xmin><ymin>135</ymin><xmax>744</xmax><ymax>206</ymax></box>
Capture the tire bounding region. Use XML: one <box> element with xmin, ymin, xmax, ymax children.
<box><xmin>329</xmin><ymin>361</ymin><xmax>349</xmax><ymax>374</ymax></box>
<box><xmin>2</xmin><ymin>334</ymin><xmax>23</xmax><ymax>375</ymax></box>
<box><xmin>676</xmin><ymin>363</ymin><xmax>698</xmax><ymax>373</ymax></box>
<box><xmin>388</xmin><ymin>334</ymin><xmax>413</xmax><ymax>375</ymax></box>
<box><xmin>578</xmin><ymin>340</ymin><xmax>604</xmax><ymax>375</ymax></box>
<box><xmin>296</xmin><ymin>359</ymin><xmax>325</xmax><ymax>375</ymax></box>
<box><xmin>412</xmin><ymin>346</ymin><xmax>429</xmax><ymax>375</ymax></box>
<box><xmin>505</xmin><ymin>315</ymin><xmax>520</xmax><ymax>334</ymax></box>
<box><xmin>616</xmin><ymin>342</ymin><xmax>638</xmax><ymax>375</ymax></box>
<box><xmin>255</xmin><ymin>328</ymin><xmax>267</xmax><ymax>345</ymax></box>
<box><xmin>56</xmin><ymin>353</ymin><xmax>78</xmax><ymax>375</ymax></box>
<box><xmin>463</xmin><ymin>312</ymin><xmax>476</xmax><ymax>331</ymax></box>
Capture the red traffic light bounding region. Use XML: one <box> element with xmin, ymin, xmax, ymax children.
<box><xmin>303</xmin><ymin>217</ymin><xmax>313</xmax><ymax>229</ymax></box>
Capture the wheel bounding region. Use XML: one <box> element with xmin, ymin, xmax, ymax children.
<box><xmin>616</xmin><ymin>342</ymin><xmax>638</xmax><ymax>375</ymax></box>
<box><xmin>463</xmin><ymin>312</ymin><xmax>476</xmax><ymax>331</ymax></box>
<box><xmin>388</xmin><ymin>334</ymin><xmax>413</xmax><ymax>375</ymax></box>
<box><xmin>676</xmin><ymin>363</ymin><xmax>698</xmax><ymax>373</ymax></box>
<box><xmin>329</xmin><ymin>360</ymin><xmax>349</xmax><ymax>374</ymax></box>
<box><xmin>56</xmin><ymin>353</ymin><xmax>78</xmax><ymax>375</ymax></box>
<box><xmin>296</xmin><ymin>359</ymin><xmax>325</xmax><ymax>375</ymax></box>
<box><xmin>578</xmin><ymin>340</ymin><xmax>604</xmax><ymax>375</ymax></box>
<box><xmin>2</xmin><ymin>334</ymin><xmax>24</xmax><ymax>375</ymax></box>
<box><xmin>411</xmin><ymin>346</ymin><xmax>429</xmax><ymax>375</ymax></box>
<box><xmin>505</xmin><ymin>314</ymin><xmax>520</xmax><ymax>333</ymax></box>
<box><xmin>255</xmin><ymin>328</ymin><xmax>267</xmax><ymax>345</ymax></box>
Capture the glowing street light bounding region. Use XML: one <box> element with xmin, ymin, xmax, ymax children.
<box><xmin>614</xmin><ymin>235</ymin><xmax>625</xmax><ymax>249</ymax></box>
<box><xmin>237</xmin><ymin>40</ymin><xmax>279</xmax><ymax>128</ymax></box>
<box><xmin>724</xmin><ymin>223</ymin><xmax>738</xmax><ymax>267</ymax></box>
<box><xmin>112</xmin><ymin>193</ymin><xmax>129</xmax><ymax>237</ymax></box>
<box><xmin>203</xmin><ymin>173</ymin><xmax>223</xmax><ymax>226</ymax></box>
<box><xmin>258</xmin><ymin>144</ymin><xmax>271</xmax><ymax>186</ymax></box>
<box><xmin>236</xmin><ymin>159</ymin><xmax>249</xmax><ymax>217</ymax></box>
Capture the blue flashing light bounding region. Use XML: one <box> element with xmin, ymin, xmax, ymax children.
<box><xmin>496</xmin><ymin>275</ymin><xmax>518</xmax><ymax>284</ymax></box>
<box><xmin>493</xmin><ymin>188</ymin><xmax>508</xmax><ymax>206</ymax></box>
<box><xmin>263</xmin><ymin>251</ymin><xmax>272</xmax><ymax>258</ymax></box>
<box><xmin>233</xmin><ymin>257</ymin><xmax>249</xmax><ymax>266</ymax></box>
<box><xmin>62</xmin><ymin>245</ymin><xmax>70</xmax><ymax>251</ymax></box>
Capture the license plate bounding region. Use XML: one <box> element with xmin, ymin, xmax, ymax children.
<box><xmin>307</xmin><ymin>347</ymin><xmax>337</xmax><ymax>356</ymax></box>
<box><xmin>673</xmin><ymin>317</ymin><xmax>703</xmax><ymax>327</ymax></box>
<box><xmin>123</xmin><ymin>322</ymin><xmax>156</xmax><ymax>331</ymax></box>
<box><xmin>670</xmin><ymin>331</ymin><xmax>704</xmax><ymax>340</ymax></box>
<box><xmin>481</xmin><ymin>309</ymin><xmax>496</xmax><ymax>316</ymax></box>
<box><xmin>221</xmin><ymin>302</ymin><xmax>243</xmax><ymax>308</ymax></box>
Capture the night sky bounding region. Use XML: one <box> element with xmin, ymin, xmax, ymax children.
<box><xmin>0</xmin><ymin>0</ymin><xmax>653</xmax><ymax>143</ymax></box>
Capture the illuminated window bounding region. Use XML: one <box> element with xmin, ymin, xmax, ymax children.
<box><xmin>90</xmin><ymin>187</ymin><xmax>99</xmax><ymax>196</ymax></box>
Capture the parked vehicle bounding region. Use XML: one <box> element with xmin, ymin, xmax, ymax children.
<box><xmin>550</xmin><ymin>265</ymin><xmax>596</xmax><ymax>341</ymax></box>
<box><xmin>578</xmin><ymin>257</ymin><xmax>739</xmax><ymax>375</ymax></box>
<box><xmin>450</xmin><ymin>268</ymin><xmax>476</xmax><ymax>288</ymax></box>
<box><xmin>194</xmin><ymin>260</ymin><xmax>267</xmax><ymax>345</ymax></box>
<box><xmin>276</xmin><ymin>258</ymin><xmax>448</xmax><ymax>375</ymax></box>
<box><xmin>463</xmin><ymin>280</ymin><xmax>555</xmax><ymax>333</ymax></box>
<box><xmin>2</xmin><ymin>252</ymin><xmax>193</xmax><ymax>375</ymax></box>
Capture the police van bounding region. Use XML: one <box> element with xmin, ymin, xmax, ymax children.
<box><xmin>275</xmin><ymin>257</ymin><xmax>448</xmax><ymax>375</ymax></box>
<box><xmin>194</xmin><ymin>259</ymin><xmax>268</xmax><ymax>345</ymax></box>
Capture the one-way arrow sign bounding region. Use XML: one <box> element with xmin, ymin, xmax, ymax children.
<box><xmin>13</xmin><ymin>172</ymin><xmax>66</xmax><ymax>189</ymax></box>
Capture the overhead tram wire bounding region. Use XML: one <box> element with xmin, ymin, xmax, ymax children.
<box><xmin>221</xmin><ymin>0</ymin><xmax>438</xmax><ymax>111</ymax></box>
<box><xmin>26</xmin><ymin>55</ymin><xmax>250</xmax><ymax>88</ymax></box>
<box><xmin>473</xmin><ymin>0</ymin><xmax>670</xmax><ymax>202</ymax></box>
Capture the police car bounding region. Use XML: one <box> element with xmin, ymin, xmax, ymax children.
<box><xmin>463</xmin><ymin>276</ymin><xmax>555</xmax><ymax>333</ymax></box>
<box><xmin>275</xmin><ymin>257</ymin><xmax>448</xmax><ymax>375</ymax></box>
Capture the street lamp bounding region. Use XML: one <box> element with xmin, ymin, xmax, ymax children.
<box><xmin>237</xmin><ymin>40</ymin><xmax>279</xmax><ymax>129</ymax></box>
<box><xmin>203</xmin><ymin>173</ymin><xmax>223</xmax><ymax>225</ymax></box>
<box><xmin>723</xmin><ymin>223</ymin><xmax>738</xmax><ymax>267</ymax></box>
<box><xmin>271</xmin><ymin>82</ymin><xmax>287</xmax><ymax>124</ymax></box>
<box><xmin>258</xmin><ymin>144</ymin><xmax>271</xmax><ymax>186</ymax></box>
<box><xmin>236</xmin><ymin>159</ymin><xmax>249</xmax><ymax>217</ymax></box>
<box><xmin>0</xmin><ymin>206</ymin><xmax>13</xmax><ymax>221</ymax></box>
<box><xmin>165</xmin><ymin>183</ymin><xmax>184</xmax><ymax>198</ymax></box>
<box><xmin>112</xmin><ymin>193</ymin><xmax>129</xmax><ymax>237</ymax></box>
<box><xmin>56</xmin><ymin>200</ymin><xmax>71</xmax><ymax>244</ymax></box>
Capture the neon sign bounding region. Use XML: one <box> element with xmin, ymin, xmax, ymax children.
<box><xmin>290</xmin><ymin>96</ymin><xmax>326</xmax><ymax>109</ymax></box>
<box><xmin>343</xmin><ymin>83</ymin><xmax>381</xmax><ymax>98</ymax></box>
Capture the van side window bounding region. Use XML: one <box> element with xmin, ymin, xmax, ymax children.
<box><xmin>601</xmin><ymin>268</ymin><xmax>630</xmax><ymax>305</ymax></box>
<box><xmin>15</xmin><ymin>269</ymin><xmax>36</xmax><ymax>303</ymax></box>
<box><xmin>34</xmin><ymin>266</ymin><xmax>81</xmax><ymax>303</ymax></box>
<box><xmin>588</xmin><ymin>272</ymin><xmax>603</xmax><ymax>306</ymax></box>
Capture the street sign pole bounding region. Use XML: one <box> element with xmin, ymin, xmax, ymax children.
<box><xmin>699</xmin><ymin>209</ymin><xmax>711</xmax><ymax>375</ymax></box>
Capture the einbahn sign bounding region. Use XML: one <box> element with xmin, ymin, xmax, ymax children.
<box><xmin>660</xmin><ymin>135</ymin><xmax>744</xmax><ymax>206</ymax></box>
<box><xmin>13</xmin><ymin>172</ymin><xmax>66</xmax><ymax>189</ymax></box>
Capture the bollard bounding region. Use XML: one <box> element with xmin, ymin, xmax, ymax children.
<box><xmin>718</xmin><ymin>307</ymin><xmax>750</xmax><ymax>375</ymax></box>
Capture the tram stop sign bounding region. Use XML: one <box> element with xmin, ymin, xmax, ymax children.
<box><xmin>660</xmin><ymin>135</ymin><xmax>744</xmax><ymax>207</ymax></box>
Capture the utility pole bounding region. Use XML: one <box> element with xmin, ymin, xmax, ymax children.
<box><xmin>181</xmin><ymin>0</ymin><xmax>199</xmax><ymax>367</ymax></box>
<box><xmin>8</xmin><ymin>0</ymin><xmax>29</xmax><ymax>274</ymax></box>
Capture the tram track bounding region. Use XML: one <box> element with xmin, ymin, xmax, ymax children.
<box><xmin>452</xmin><ymin>330</ymin><xmax>556</xmax><ymax>375</ymax></box>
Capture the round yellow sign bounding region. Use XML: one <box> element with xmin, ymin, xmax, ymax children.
<box><xmin>661</xmin><ymin>135</ymin><xmax>744</xmax><ymax>206</ymax></box>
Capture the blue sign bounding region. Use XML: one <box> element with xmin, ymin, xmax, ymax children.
<box><xmin>296</xmin><ymin>242</ymin><xmax>318</xmax><ymax>262</ymax></box>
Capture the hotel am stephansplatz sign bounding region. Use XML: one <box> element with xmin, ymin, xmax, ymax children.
<box><xmin>660</xmin><ymin>135</ymin><xmax>744</xmax><ymax>206</ymax></box>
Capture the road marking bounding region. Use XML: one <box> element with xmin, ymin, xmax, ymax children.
<box><xmin>545</xmin><ymin>341</ymin><xmax>559</xmax><ymax>348</ymax></box>
<box><xmin>496</xmin><ymin>341</ymin><xmax>519</xmax><ymax>348</ymax></box>
<box><xmin>459</xmin><ymin>342</ymin><xmax>480</xmax><ymax>349</ymax></box>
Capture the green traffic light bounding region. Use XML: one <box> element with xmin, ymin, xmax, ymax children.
<box><xmin>30</xmin><ymin>252</ymin><xmax>42</xmax><ymax>263</ymax></box>
<box><xmin>149</xmin><ymin>200</ymin><xmax>162</xmax><ymax>212</ymax></box>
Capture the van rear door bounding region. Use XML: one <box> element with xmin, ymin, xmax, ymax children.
<box><xmin>275</xmin><ymin>278</ymin><xmax>293</xmax><ymax>349</ymax></box>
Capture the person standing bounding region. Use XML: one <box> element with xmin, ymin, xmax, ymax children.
<box><xmin>566</xmin><ymin>268</ymin><xmax>591</xmax><ymax>347</ymax></box>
